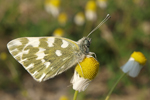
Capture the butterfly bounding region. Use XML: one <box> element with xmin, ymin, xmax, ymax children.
<box><xmin>7</xmin><ymin>37</ymin><xmax>92</xmax><ymax>82</ymax></box>
<box><xmin>7</xmin><ymin>14</ymin><xmax>110</xmax><ymax>82</ymax></box>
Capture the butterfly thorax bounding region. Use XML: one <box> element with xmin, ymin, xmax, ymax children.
<box><xmin>77</xmin><ymin>37</ymin><xmax>91</xmax><ymax>55</ymax></box>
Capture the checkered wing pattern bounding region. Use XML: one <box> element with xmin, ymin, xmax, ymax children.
<box><xmin>7</xmin><ymin>37</ymin><xmax>80</xmax><ymax>82</ymax></box>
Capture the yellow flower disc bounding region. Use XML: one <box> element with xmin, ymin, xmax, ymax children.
<box><xmin>86</xmin><ymin>1</ymin><xmax>96</xmax><ymax>11</ymax></box>
<box><xmin>75</xmin><ymin>57</ymin><xmax>100</xmax><ymax>80</ymax></box>
<box><xmin>59</xmin><ymin>95</ymin><xmax>69</xmax><ymax>100</ymax></box>
<box><xmin>53</xmin><ymin>28</ymin><xmax>64</xmax><ymax>36</ymax></box>
<box><xmin>0</xmin><ymin>52</ymin><xmax>7</xmax><ymax>60</ymax></box>
<box><xmin>58</xmin><ymin>12</ymin><xmax>67</xmax><ymax>25</ymax></box>
<box><xmin>131</xmin><ymin>51</ymin><xmax>147</xmax><ymax>66</ymax></box>
<box><xmin>45</xmin><ymin>0</ymin><xmax>60</xmax><ymax>7</ymax></box>
<box><xmin>76</xmin><ymin>12</ymin><xmax>84</xmax><ymax>19</ymax></box>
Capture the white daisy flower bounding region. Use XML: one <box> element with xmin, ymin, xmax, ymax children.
<box><xmin>45</xmin><ymin>0</ymin><xmax>60</xmax><ymax>17</ymax></box>
<box><xmin>71</xmin><ymin>56</ymin><xmax>99</xmax><ymax>92</ymax></box>
<box><xmin>74</xmin><ymin>12</ymin><xmax>85</xmax><ymax>26</ymax></box>
<box><xmin>121</xmin><ymin>51</ymin><xmax>147</xmax><ymax>77</ymax></box>
<box><xmin>85</xmin><ymin>0</ymin><xmax>97</xmax><ymax>21</ymax></box>
<box><xmin>97</xmin><ymin>0</ymin><xmax>107</xmax><ymax>9</ymax></box>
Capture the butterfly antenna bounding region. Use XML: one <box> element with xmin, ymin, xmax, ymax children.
<box><xmin>87</xmin><ymin>14</ymin><xmax>111</xmax><ymax>37</ymax></box>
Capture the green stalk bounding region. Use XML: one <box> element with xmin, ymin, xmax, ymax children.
<box><xmin>73</xmin><ymin>90</ymin><xmax>78</xmax><ymax>100</ymax></box>
<box><xmin>105</xmin><ymin>73</ymin><xmax>126</xmax><ymax>100</ymax></box>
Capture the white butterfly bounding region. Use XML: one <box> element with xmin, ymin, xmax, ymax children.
<box><xmin>7</xmin><ymin>14</ymin><xmax>110</xmax><ymax>82</ymax></box>
<box><xmin>7</xmin><ymin>37</ymin><xmax>92</xmax><ymax>82</ymax></box>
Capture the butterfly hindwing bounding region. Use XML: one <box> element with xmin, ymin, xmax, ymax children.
<box><xmin>7</xmin><ymin>37</ymin><xmax>80</xmax><ymax>82</ymax></box>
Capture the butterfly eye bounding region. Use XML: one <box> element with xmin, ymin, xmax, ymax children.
<box><xmin>84</xmin><ymin>39</ymin><xmax>91</xmax><ymax>48</ymax></box>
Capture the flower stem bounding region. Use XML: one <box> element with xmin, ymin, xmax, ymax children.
<box><xmin>105</xmin><ymin>73</ymin><xmax>126</xmax><ymax>100</ymax></box>
<box><xmin>73</xmin><ymin>90</ymin><xmax>78</xmax><ymax>100</ymax></box>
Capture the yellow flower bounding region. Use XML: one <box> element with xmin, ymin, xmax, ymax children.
<box><xmin>45</xmin><ymin>0</ymin><xmax>60</xmax><ymax>7</ymax></box>
<box><xmin>71</xmin><ymin>56</ymin><xmax>99</xmax><ymax>92</ymax></box>
<box><xmin>74</xmin><ymin>12</ymin><xmax>85</xmax><ymax>26</ymax></box>
<box><xmin>85</xmin><ymin>0</ymin><xmax>97</xmax><ymax>21</ymax></box>
<box><xmin>58</xmin><ymin>12</ymin><xmax>68</xmax><ymax>26</ymax></box>
<box><xmin>45</xmin><ymin>0</ymin><xmax>60</xmax><ymax>17</ymax></box>
<box><xmin>121</xmin><ymin>51</ymin><xmax>147</xmax><ymax>77</ymax></box>
<box><xmin>53</xmin><ymin>28</ymin><xmax>64</xmax><ymax>37</ymax></box>
<box><xmin>0</xmin><ymin>52</ymin><xmax>7</xmax><ymax>60</ymax></box>
<box><xmin>59</xmin><ymin>95</ymin><xmax>69</xmax><ymax>100</ymax></box>
<box><xmin>86</xmin><ymin>0</ymin><xmax>96</xmax><ymax>11</ymax></box>
<box><xmin>131</xmin><ymin>52</ymin><xmax>147</xmax><ymax>66</ymax></box>
<box><xmin>96</xmin><ymin>0</ymin><xmax>107</xmax><ymax>9</ymax></box>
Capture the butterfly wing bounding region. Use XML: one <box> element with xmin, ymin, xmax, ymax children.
<box><xmin>7</xmin><ymin>37</ymin><xmax>80</xmax><ymax>82</ymax></box>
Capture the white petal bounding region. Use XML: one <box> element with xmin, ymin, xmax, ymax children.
<box><xmin>70</xmin><ymin>71</ymin><xmax>91</xmax><ymax>92</ymax></box>
<box><xmin>121</xmin><ymin>58</ymin><xmax>134</xmax><ymax>73</ymax></box>
<box><xmin>97</xmin><ymin>1</ymin><xmax>107</xmax><ymax>9</ymax></box>
<box><xmin>85</xmin><ymin>11</ymin><xmax>97</xmax><ymax>21</ymax></box>
<box><xmin>45</xmin><ymin>5</ymin><xmax>59</xmax><ymax>17</ymax></box>
<box><xmin>128</xmin><ymin>62</ymin><xmax>142</xmax><ymax>77</ymax></box>
<box><xmin>121</xmin><ymin>57</ymin><xmax>143</xmax><ymax>77</ymax></box>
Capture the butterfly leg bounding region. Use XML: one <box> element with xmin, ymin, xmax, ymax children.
<box><xmin>88</xmin><ymin>52</ymin><xmax>97</xmax><ymax>59</ymax></box>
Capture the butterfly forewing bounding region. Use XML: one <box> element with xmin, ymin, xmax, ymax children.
<box><xmin>7</xmin><ymin>37</ymin><xmax>80</xmax><ymax>82</ymax></box>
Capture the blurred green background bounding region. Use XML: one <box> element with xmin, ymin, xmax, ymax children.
<box><xmin>0</xmin><ymin>0</ymin><xmax>150</xmax><ymax>100</ymax></box>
